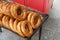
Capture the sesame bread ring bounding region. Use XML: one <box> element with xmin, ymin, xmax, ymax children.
<box><xmin>21</xmin><ymin>21</ymin><xmax>33</xmax><ymax>37</ymax></box>
<box><xmin>2</xmin><ymin>2</ymin><xmax>11</xmax><ymax>16</ymax></box>
<box><xmin>17</xmin><ymin>22</ymin><xmax>25</xmax><ymax>37</ymax></box>
<box><xmin>3</xmin><ymin>16</ymin><xmax>10</xmax><ymax>29</ymax></box>
<box><xmin>31</xmin><ymin>13</ymin><xmax>42</xmax><ymax>29</ymax></box>
<box><xmin>10</xmin><ymin>4</ymin><xmax>27</xmax><ymax>20</ymax></box>
<box><xmin>2</xmin><ymin>16</ymin><xmax>10</xmax><ymax>29</ymax></box>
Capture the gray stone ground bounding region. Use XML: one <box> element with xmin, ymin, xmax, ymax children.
<box><xmin>0</xmin><ymin>0</ymin><xmax>60</xmax><ymax>40</ymax></box>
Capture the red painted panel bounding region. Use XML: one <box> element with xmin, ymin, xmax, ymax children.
<box><xmin>13</xmin><ymin>0</ymin><xmax>25</xmax><ymax>5</ymax></box>
<box><xmin>25</xmin><ymin>0</ymin><xmax>44</xmax><ymax>13</ymax></box>
<box><xmin>12</xmin><ymin>0</ymin><xmax>54</xmax><ymax>14</ymax></box>
<box><xmin>43</xmin><ymin>0</ymin><xmax>49</xmax><ymax>14</ymax></box>
<box><xmin>43</xmin><ymin>0</ymin><xmax>54</xmax><ymax>14</ymax></box>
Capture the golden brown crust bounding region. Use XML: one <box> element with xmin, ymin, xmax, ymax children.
<box><xmin>2</xmin><ymin>16</ymin><xmax>6</xmax><ymax>27</ymax></box>
<box><xmin>0</xmin><ymin>20</ymin><xmax>1</xmax><ymax>25</ymax></box>
<box><xmin>10</xmin><ymin>3</ymin><xmax>27</xmax><ymax>20</ymax></box>
<box><xmin>20</xmin><ymin>21</ymin><xmax>33</xmax><ymax>37</ymax></box>
<box><xmin>2</xmin><ymin>2</ymin><xmax>11</xmax><ymax>16</ymax></box>
<box><xmin>0</xmin><ymin>2</ymin><xmax>27</xmax><ymax>20</ymax></box>
<box><xmin>17</xmin><ymin>22</ymin><xmax>25</xmax><ymax>37</ymax></box>
<box><xmin>2</xmin><ymin>16</ymin><xmax>10</xmax><ymax>29</ymax></box>
<box><xmin>0</xmin><ymin>1</ymin><xmax>43</xmax><ymax>38</ymax></box>
<box><xmin>27</xmin><ymin>12</ymin><xmax>34</xmax><ymax>22</ymax></box>
<box><xmin>2</xmin><ymin>16</ymin><xmax>7</xmax><ymax>27</ymax></box>
<box><xmin>0</xmin><ymin>12</ymin><xmax>42</xmax><ymax>37</ymax></box>
<box><xmin>0</xmin><ymin>2</ymin><xmax>3</xmax><ymax>13</ymax></box>
<box><xmin>13</xmin><ymin>20</ymin><xmax>19</xmax><ymax>32</ymax></box>
<box><xmin>0</xmin><ymin>13</ymin><xmax>3</xmax><ymax>25</ymax></box>
<box><xmin>28</xmin><ymin>12</ymin><xmax>42</xmax><ymax>29</ymax></box>
<box><xmin>0</xmin><ymin>13</ymin><xmax>3</xmax><ymax>19</ymax></box>
<box><xmin>31</xmin><ymin>13</ymin><xmax>42</xmax><ymax>29</ymax></box>
<box><xmin>0</xmin><ymin>13</ymin><xmax>25</xmax><ymax>37</ymax></box>
<box><xmin>9</xmin><ymin>18</ymin><xmax>15</xmax><ymax>31</ymax></box>
<box><xmin>4</xmin><ymin>16</ymin><xmax>10</xmax><ymax>29</ymax></box>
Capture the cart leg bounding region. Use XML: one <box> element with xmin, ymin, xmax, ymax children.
<box><xmin>39</xmin><ymin>25</ymin><xmax>42</xmax><ymax>40</ymax></box>
<box><xmin>0</xmin><ymin>26</ymin><xmax>2</xmax><ymax>32</ymax></box>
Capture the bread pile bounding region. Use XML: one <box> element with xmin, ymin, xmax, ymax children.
<box><xmin>0</xmin><ymin>1</ymin><xmax>43</xmax><ymax>37</ymax></box>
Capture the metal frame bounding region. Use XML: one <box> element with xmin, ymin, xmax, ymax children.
<box><xmin>0</xmin><ymin>26</ymin><xmax>2</xmax><ymax>32</ymax></box>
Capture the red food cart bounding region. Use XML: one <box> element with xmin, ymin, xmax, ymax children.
<box><xmin>12</xmin><ymin>0</ymin><xmax>54</xmax><ymax>14</ymax></box>
<box><xmin>0</xmin><ymin>0</ymin><xmax>54</xmax><ymax>40</ymax></box>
